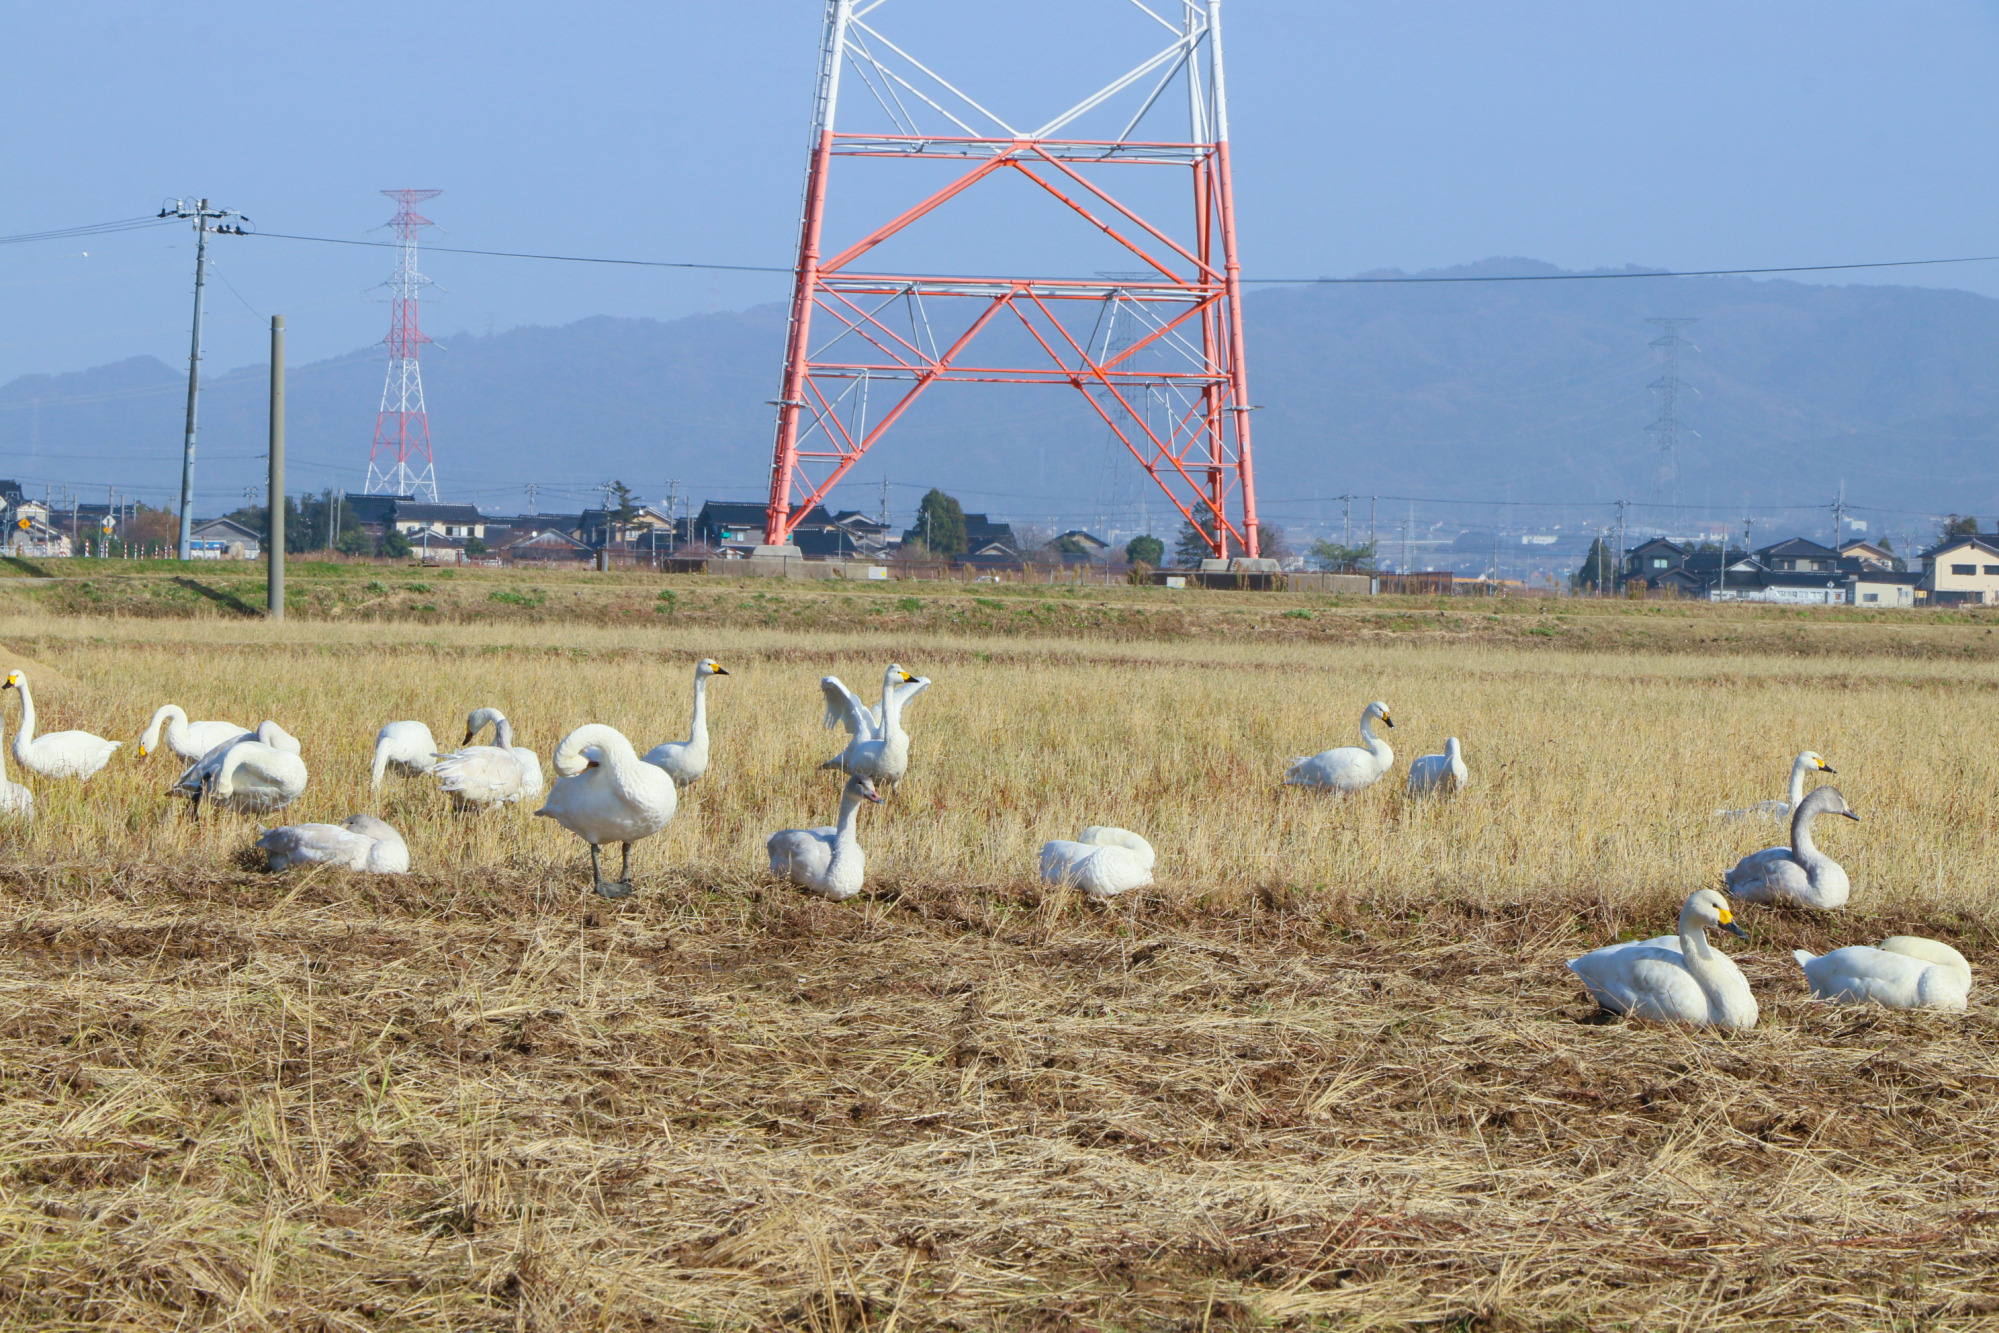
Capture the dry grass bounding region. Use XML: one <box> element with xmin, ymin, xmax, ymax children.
<box><xmin>0</xmin><ymin>608</ymin><xmax>1996</xmax><ymax>1329</ymax></box>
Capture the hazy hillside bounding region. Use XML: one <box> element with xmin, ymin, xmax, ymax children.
<box><xmin>5</xmin><ymin>259</ymin><xmax>1998</xmax><ymax>527</ymax></box>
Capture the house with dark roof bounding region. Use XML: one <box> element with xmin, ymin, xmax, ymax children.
<box><xmin>187</xmin><ymin>517</ymin><xmax>261</xmax><ymax>560</ymax></box>
<box><xmin>1619</xmin><ymin>537</ymin><xmax>1687</xmax><ymax>589</ymax></box>
<box><xmin>1754</xmin><ymin>537</ymin><xmax>1842</xmax><ymax>574</ymax></box>
<box><xmin>693</xmin><ymin>501</ymin><xmax>836</xmax><ymax>549</ymax></box>
<box><xmin>502</xmin><ymin>526</ymin><xmax>593</xmax><ymax>562</ymax></box>
<box><xmin>1839</xmin><ymin>539</ymin><xmax>1898</xmax><ymax>571</ymax></box>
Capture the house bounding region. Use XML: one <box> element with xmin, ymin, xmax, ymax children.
<box><xmin>1707</xmin><ymin>560</ymin><xmax>1851</xmax><ymax>605</ymax></box>
<box><xmin>187</xmin><ymin>517</ymin><xmax>261</xmax><ymax>560</ymax></box>
<box><xmin>1754</xmin><ymin>537</ymin><xmax>1843</xmax><ymax>574</ymax></box>
<box><xmin>963</xmin><ymin>512</ymin><xmax>1018</xmax><ymax>552</ymax></box>
<box><xmin>1619</xmin><ymin>537</ymin><xmax>1687</xmax><ymax>588</ymax></box>
<box><xmin>387</xmin><ymin>503</ymin><xmax>486</xmax><ymax>543</ymax></box>
<box><xmin>501</xmin><ymin>527</ymin><xmax>593</xmax><ymax>563</ymax></box>
<box><xmin>1839</xmin><ymin>539</ymin><xmax>1898</xmax><ymax>571</ymax></box>
<box><xmin>1919</xmin><ymin>534</ymin><xmax>1999</xmax><ymax>605</ymax></box>
<box><xmin>693</xmin><ymin>500</ymin><xmax>836</xmax><ymax>549</ymax></box>
<box><xmin>1052</xmin><ymin>530</ymin><xmax>1112</xmax><ymax>563</ymax></box>
<box><xmin>829</xmin><ymin>510</ymin><xmax>895</xmax><ymax>553</ymax></box>
<box><xmin>1849</xmin><ymin>568</ymin><xmax>1923</xmax><ymax>607</ymax></box>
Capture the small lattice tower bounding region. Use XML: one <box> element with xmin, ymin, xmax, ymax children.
<box><xmin>364</xmin><ymin>189</ymin><xmax>442</xmax><ymax>501</ymax></box>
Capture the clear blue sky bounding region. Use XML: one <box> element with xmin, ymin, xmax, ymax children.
<box><xmin>5</xmin><ymin>1</ymin><xmax>1999</xmax><ymax>389</ymax></box>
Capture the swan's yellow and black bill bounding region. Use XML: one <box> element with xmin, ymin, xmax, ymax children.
<box><xmin>1716</xmin><ymin>906</ymin><xmax>1750</xmax><ymax>940</ymax></box>
<box><xmin>1</xmin><ymin>672</ymin><xmax>17</xmax><ymax>689</ymax></box>
<box><xmin>712</xmin><ymin>665</ymin><xmax>729</xmax><ymax>675</ymax></box>
<box><xmin>1819</xmin><ymin>760</ymin><xmax>1837</xmax><ymax>773</ymax></box>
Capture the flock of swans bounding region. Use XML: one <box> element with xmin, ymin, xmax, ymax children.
<box><xmin>0</xmin><ymin>667</ymin><xmax>1975</xmax><ymax>1023</ymax></box>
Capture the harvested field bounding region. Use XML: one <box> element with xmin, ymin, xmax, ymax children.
<box><xmin>0</xmin><ymin>601</ymin><xmax>1995</xmax><ymax>1329</ymax></box>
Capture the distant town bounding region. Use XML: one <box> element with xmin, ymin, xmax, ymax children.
<box><xmin>5</xmin><ymin>476</ymin><xmax>1993</xmax><ymax>607</ymax></box>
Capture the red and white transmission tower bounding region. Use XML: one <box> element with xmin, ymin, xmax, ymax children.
<box><xmin>763</xmin><ymin>0</ymin><xmax>1261</xmax><ymax>559</ymax></box>
<box><xmin>364</xmin><ymin>189</ymin><xmax>442</xmax><ymax>501</ymax></box>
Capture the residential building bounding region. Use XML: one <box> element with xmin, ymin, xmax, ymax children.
<box><xmin>187</xmin><ymin>517</ymin><xmax>262</xmax><ymax>560</ymax></box>
<box><xmin>1755</xmin><ymin>536</ymin><xmax>1843</xmax><ymax>574</ymax></box>
<box><xmin>502</xmin><ymin>527</ymin><xmax>593</xmax><ymax>562</ymax></box>
<box><xmin>1620</xmin><ymin>538</ymin><xmax>1688</xmax><ymax>588</ymax></box>
<box><xmin>1850</xmin><ymin>568</ymin><xmax>1923</xmax><ymax>607</ymax></box>
<box><xmin>1919</xmin><ymin>534</ymin><xmax>1999</xmax><ymax>605</ymax></box>
<box><xmin>1839</xmin><ymin>539</ymin><xmax>1898</xmax><ymax>571</ymax></box>
<box><xmin>1053</xmin><ymin>529</ymin><xmax>1112</xmax><ymax>563</ymax></box>
<box><xmin>693</xmin><ymin>501</ymin><xmax>835</xmax><ymax>549</ymax></box>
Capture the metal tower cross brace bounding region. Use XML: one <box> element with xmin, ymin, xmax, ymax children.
<box><xmin>365</xmin><ymin>189</ymin><xmax>442</xmax><ymax>502</ymax></box>
<box><xmin>1644</xmin><ymin>317</ymin><xmax>1697</xmax><ymax>510</ymax></box>
<box><xmin>762</xmin><ymin>0</ymin><xmax>1261</xmax><ymax>558</ymax></box>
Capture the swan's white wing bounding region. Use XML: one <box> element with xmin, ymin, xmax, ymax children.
<box><xmin>434</xmin><ymin>746</ymin><xmax>533</xmax><ymax>805</ymax></box>
<box><xmin>1041</xmin><ymin>840</ymin><xmax>1152</xmax><ymax>898</ymax></box>
<box><xmin>1567</xmin><ymin>945</ymin><xmax>1706</xmax><ymax>1021</ymax></box>
<box><xmin>1798</xmin><ymin>945</ymin><xmax>1966</xmax><ymax>1010</ymax></box>
<box><xmin>20</xmin><ymin>731</ymin><xmax>121</xmax><ymax>780</ymax></box>
<box><xmin>256</xmin><ymin>823</ymin><xmax>370</xmax><ymax>870</ymax></box>
<box><xmin>255</xmin><ymin>720</ymin><xmax>302</xmax><ymax>755</ymax></box>
<box><xmin>767</xmin><ymin>826</ymin><xmax>837</xmax><ymax>887</ymax></box>
<box><xmin>1078</xmin><ymin>826</ymin><xmax>1154</xmax><ymax>870</ymax></box>
<box><xmin>820</xmin><ymin>677</ymin><xmax>877</xmax><ymax>739</ymax></box>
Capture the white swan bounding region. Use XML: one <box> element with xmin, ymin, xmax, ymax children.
<box><xmin>1793</xmin><ymin>936</ymin><xmax>1971</xmax><ymax>1012</ymax></box>
<box><xmin>821</xmin><ymin>663</ymin><xmax>928</xmax><ymax>787</ymax></box>
<box><xmin>372</xmin><ymin>720</ymin><xmax>440</xmax><ymax>787</ymax></box>
<box><xmin>432</xmin><ymin>708</ymin><xmax>544</xmax><ymax>809</ymax></box>
<box><xmin>3</xmin><ymin>669</ymin><xmax>120</xmax><ymax>779</ymax></box>
<box><xmin>138</xmin><ymin>704</ymin><xmax>250</xmax><ymax>762</ymax></box>
<box><xmin>170</xmin><ymin>719</ymin><xmax>303</xmax><ymax>797</ymax></box>
<box><xmin>1723</xmin><ymin>785</ymin><xmax>1857</xmax><ymax>910</ymax></box>
<box><xmin>177</xmin><ymin>738</ymin><xmax>309</xmax><ymax>814</ymax></box>
<box><xmin>766</xmin><ymin>773</ymin><xmax>884</xmax><ymax>901</ymax></box>
<box><xmin>1040</xmin><ymin>826</ymin><xmax>1155</xmax><ymax>900</ymax></box>
<box><xmin>256</xmin><ymin>815</ymin><xmax>410</xmax><ymax>874</ymax></box>
<box><xmin>0</xmin><ymin>707</ymin><xmax>32</xmax><ymax>819</ymax></box>
<box><xmin>1406</xmin><ymin>737</ymin><xmax>1468</xmax><ymax>796</ymax></box>
<box><xmin>643</xmin><ymin>658</ymin><xmax>729</xmax><ymax>785</ymax></box>
<box><xmin>1716</xmin><ymin>750</ymin><xmax>1834</xmax><ymax>822</ymax></box>
<box><xmin>535</xmin><ymin>723</ymin><xmax>678</xmax><ymax>898</ymax></box>
<box><xmin>1566</xmin><ymin>888</ymin><xmax>1758</xmax><ymax>1028</ymax></box>
<box><xmin>1285</xmin><ymin>700</ymin><xmax>1395</xmax><ymax>791</ymax></box>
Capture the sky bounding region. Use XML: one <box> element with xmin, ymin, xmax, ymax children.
<box><xmin>5</xmin><ymin>0</ymin><xmax>1999</xmax><ymax>506</ymax></box>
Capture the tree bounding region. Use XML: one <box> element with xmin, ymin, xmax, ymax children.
<box><xmin>1051</xmin><ymin>533</ymin><xmax>1088</xmax><ymax>556</ymax></box>
<box><xmin>1124</xmin><ymin>534</ymin><xmax>1163</xmax><ymax>567</ymax></box>
<box><xmin>1572</xmin><ymin>537</ymin><xmax>1615</xmax><ymax>592</ymax></box>
<box><xmin>901</xmin><ymin>489</ymin><xmax>967</xmax><ymax>556</ymax></box>
<box><xmin>336</xmin><ymin>527</ymin><xmax>372</xmax><ymax>556</ymax></box>
<box><xmin>380</xmin><ymin>528</ymin><xmax>412</xmax><ymax>559</ymax></box>
<box><xmin>464</xmin><ymin>536</ymin><xmax>488</xmax><ymax>558</ymax></box>
<box><xmin>1174</xmin><ymin>518</ymin><xmax>1218</xmax><ymax>567</ymax></box>
<box><xmin>1939</xmin><ymin>514</ymin><xmax>1978</xmax><ymax>544</ymax></box>
<box><xmin>1252</xmin><ymin>524</ymin><xmax>1289</xmax><ymax>560</ymax></box>
<box><xmin>1309</xmin><ymin>538</ymin><xmax>1376</xmax><ymax>572</ymax></box>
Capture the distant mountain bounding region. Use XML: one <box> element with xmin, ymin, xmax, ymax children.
<box><xmin>4</xmin><ymin>259</ymin><xmax>1998</xmax><ymax>531</ymax></box>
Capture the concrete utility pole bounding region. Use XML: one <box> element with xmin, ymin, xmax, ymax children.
<box><xmin>268</xmin><ymin>315</ymin><xmax>285</xmax><ymax>620</ymax></box>
<box><xmin>165</xmin><ymin>199</ymin><xmax>245</xmax><ymax>559</ymax></box>
<box><xmin>1614</xmin><ymin>499</ymin><xmax>1628</xmax><ymax>589</ymax></box>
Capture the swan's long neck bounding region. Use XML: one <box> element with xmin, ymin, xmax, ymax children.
<box><xmin>13</xmin><ymin>684</ymin><xmax>34</xmax><ymax>745</ymax></box>
<box><xmin>493</xmin><ymin>716</ymin><xmax>515</xmax><ymax>751</ymax></box>
<box><xmin>144</xmin><ymin>705</ymin><xmax>186</xmax><ymax>753</ymax></box>
<box><xmin>880</xmin><ymin>676</ymin><xmax>909</xmax><ymax>746</ymax></box>
<box><xmin>687</xmin><ymin>674</ymin><xmax>709</xmax><ymax>749</ymax></box>
<box><xmin>831</xmin><ymin>790</ymin><xmax>865</xmax><ymax>856</ymax></box>
<box><xmin>1787</xmin><ymin>756</ymin><xmax>1811</xmax><ymax>807</ymax></box>
<box><xmin>1791</xmin><ymin>803</ymin><xmax>1824</xmax><ymax>865</ymax></box>
<box><xmin>1359</xmin><ymin>713</ymin><xmax>1387</xmax><ymax>756</ymax></box>
<box><xmin>1673</xmin><ymin>909</ymin><xmax>1739</xmax><ymax>1021</ymax></box>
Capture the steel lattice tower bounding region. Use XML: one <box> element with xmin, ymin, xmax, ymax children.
<box><xmin>364</xmin><ymin>189</ymin><xmax>442</xmax><ymax>501</ymax></box>
<box><xmin>762</xmin><ymin>0</ymin><xmax>1261</xmax><ymax>559</ymax></box>
<box><xmin>1644</xmin><ymin>317</ymin><xmax>1697</xmax><ymax>510</ymax></box>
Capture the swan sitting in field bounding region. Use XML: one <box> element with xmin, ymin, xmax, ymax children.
<box><xmin>1406</xmin><ymin>737</ymin><xmax>1468</xmax><ymax>796</ymax></box>
<box><xmin>821</xmin><ymin>663</ymin><xmax>928</xmax><ymax>787</ymax></box>
<box><xmin>256</xmin><ymin>814</ymin><xmax>410</xmax><ymax>874</ymax></box>
<box><xmin>1566</xmin><ymin>888</ymin><xmax>1758</xmax><ymax>1028</ymax></box>
<box><xmin>644</xmin><ymin>658</ymin><xmax>729</xmax><ymax>785</ymax></box>
<box><xmin>535</xmin><ymin>723</ymin><xmax>678</xmax><ymax>898</ymax></box>
<box><xmin>1716</xmin><ymin>750</ymin><xmax>1835</xmax><ymax>822</ymax></box>
<box><xmin>177</xmin><ymin>737</ymin><xmax>308</xmax><ymax>814</ymax></box>
<box><xmin>1285</xmin><ymin>700</ymin><xmax>1395</xmax><ymax>791</ymax></box>
<box><xmin>1793</xmin><ymin>936</ymin><xmax>1971</xmax><ymax>1012</ymax></box>
<box><xmin>0</xmin><ymin>709</ymin><xmax>32</xmax><ymax>819</ymax></box>
<box><xmin>372</xmin><ymin>720</ymin><xmax>440</xmax><ymax>787</ymax></box>
<box><xmin>432</xmin><ymin>708</ymin><xmax>544</xmax><ymax>809</ymax></box>
<box><xmin>1723</xmin><ymin>785</ymin><xmax>1858</xmax><ymax>910</ymax></box>
<box><xmin>766</xmin><ymin>773</ymin><xmax>884</xmax><ymax>901</ymax></box>
<box><xmin>138</xmin><ymin>704</ymin><xmax>250</xmax><ymax>763</ymax></box>
<box><xmin>3</xmin><ymin>669</ymin><xmax>120</xmax><ymax>779</ymax></box>
<box><xmin>1040</xmin><ymin>826</ymin><xmax>1155</xmax><ymax>900</ymax></box>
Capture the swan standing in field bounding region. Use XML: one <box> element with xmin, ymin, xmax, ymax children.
<box><xmin>1716</xmin><ymin>750</ymin><xmax>1835</xmax><ymax>822</ymax></box>
<box><xmin>1566</xmin><ymin>888</ymin><xmax>1758</xmax><ymax>1028</ymax></box>
<box><xmin>766</xmin><ymin>772</ymin><xmax>884</xmax><ymax>901</ymax></box>
<box><xmin>432</xmin><ymin>708</ymin><xmax>544</xmax><ymax>810</ymax></box>
<box><xmin>1793</xmin><ymin>936</ymin><xmax>1971</xmax><ymax>1012</ymax></box>
<box><xmin>1040</xmin><ymin>826</ymin><xmax>1155</xmax><ymax>900</ymax></box>
<box><xmin>1285</xmin><ymin>700</ymin><xmax>1395</xmax><ymax>791</ymax></box>
<box><xmin>256</xmin><ymin>814</ymin><xmax>410</xmax><ymax>874</ymax></box>
<box><xmin>177</xmin><ymin>738</ymin><xmax>309</xmax><ymax>814</ymax></box>
<box><xmin>1723</xmin><ymin>785</ymin><xmax>1858</xmax><ymax>910</ymax></box>
<box><xmin>643</xmin><ymin>658</ymin><xmax>729</xmax><ymax>785</ymax></box>
<box><xmin>0</xmin><ymin>709</ymin><xmax>32</xmax><ymax>819</ymax></box>
<box><xmin>3</xmin><ymin>670</ymin><xmax>120</xmax><ymax>779</ymax></box>
<box><xmin>821</xmin><ymin>663</ymin><xmax>928</xmax><ymax>788</ymax></box>
<box><xmin>535</xmin><ymin>723</ymin><xmax>678</xmax><ymax>898</ymax></box>
<box><xmin>1406</xmin><ymin>737</ymin><xmax>1469</xmax><ymax>796</ymax></box>
<box><xmin>372</xmin><ymin>720</ymin><xmax>440</xmax><ymax>787</ymax></box>
<box><xmin>138</xmin><ymin>705</ymin><xmax>250</xmax><ymax>762</ymax></box>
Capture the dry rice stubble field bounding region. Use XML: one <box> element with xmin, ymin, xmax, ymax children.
<box><xmin>0</xmin><ymin>613</ymin><xmax>1995</xmax><ymax>1329</ymax></box>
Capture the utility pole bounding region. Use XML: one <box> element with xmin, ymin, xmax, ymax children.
<box><xmin>1369</xmin><ymin>495</ymin><xmax>1377</xmax><ymax>557</ymax></box>
<box><xmin>1831</xmin><ymin>481</ymin><xmax>1846</xmax><ymax>551</ymax></box>
<box><xmin>879</xmin><ymin>476</ymin><xmax>890</xmax><ymax>532</ymax></box>
<box><xmin>526</xmin><ymin>482</ymin><xmax>539</xmax><ymax>517</ymax></box>
<box><xmin>1342</xmin><ymin>494</ymin><xmax>1352</xmax><ymax>549</ymax></box>
<box><xmin>268</xmin><ymin>315</ymin><xmax>285</xmax><ymax>620</ymax></box>
<box><xmin>163</xmin><ymin>198</ymin><xmax>245</xmax><ymax>560</ymax></box>
<box><xmin>666</xmin><ymin>480</ymin><xmax>680</xmax><ymax>555</ymax></box>
<box><xmin>1614</xmin><ymin>499</ymin><xmax>1628</xmax><ymax>591</ymax></box>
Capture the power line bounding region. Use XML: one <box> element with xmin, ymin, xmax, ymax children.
<box><xmin>0</xmin><ymin>216</ymin><xmax>176</xmax><ymax>246</ymax></box>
